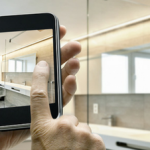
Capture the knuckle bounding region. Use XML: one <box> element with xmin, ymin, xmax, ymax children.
<box><xmin>34</xmin><ymin>71</ymin><xmax>48</xmax><ymax>79</ymax></box>
<box><xmin>57</xmin><ymin>119</ymin><xmax>72</xmax><ymax>131</ymax></box>
<box><xmin>31</xmin><ymin>89</ymin><xmax>47</xmax><ymax>101</ymax></box>
<box><xmin>79</xmin><ymin>130</ymin><xmax>91</xmax><ymax>140</ymax></box>
<box><xmin>92</xmin><ymin>134</ymin><xmax>105</xmax><ymax>150</ymax></box>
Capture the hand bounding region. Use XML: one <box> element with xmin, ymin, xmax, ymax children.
<box><xmin>0</xmin><ymin>25</ymin><xmax>81</xmax><ymax>150</ymax></box>
<box><xmin>30</xmin><ymin>62</ymin><xmax>105</xmax><ymax>150</ymax></box>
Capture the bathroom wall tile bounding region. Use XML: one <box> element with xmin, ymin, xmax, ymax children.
<box><xmin>89</xmin><ymin>95</ymin><xmax>106</xmax><ymax>111</ymax></box>
<box><xmin>144</xmin><ymin>109</ymin><xmax>150</xmax><ymax>130</ymax></box>
<box><xmin>117</xmin><ymin>115</ymin><xmax>144</xmax><ymax>129</ymax></box>
<box><xmin>144</xmin><ymin>95</ymin><xmax>150</xmax><ymax>130</ymax></box>
<box><xmin>75</xmin><ymin>94</ymin><xmax>148</xmax><ymax>130</ymax></box>
<box><xmin>106</xmin><ymin>107</ymin><xmax>144</xmax><ymax>129</ymax></box>
<box><xmin>75</xmin><ymin>95</ymin><xmax>87</xmax><ymax>122</ymax></box>
<box><xmin>4</xmin><ymin>72</ymin><xmax>32</xmax><ymax>86</ymax></box>
<box><xmin>75</xmin><ymin>95</ymin><xmax>87</xmax><ymax>111</ymax></box>
<box><xmin>105</xmin><ymin>95</ymin><xmax>132</xmax><ymax>108</ymax></box>
<box><xmin>130</xmin><ymin>94</ymin><xmax>144</xmax><ymax>111</ymax></box>
<box><xmin>144</xmin><ymin>94</ymin><xmax>150</xmax><ymax>109</ymax></box>
<box><xmin>75</xmin><ymin>111</ymin><xmax>87</xmax><ymax>123</ymax></box>
<box><xmin>89</xmin><ymin>112</ymin><xmax>101</xmax><ymax>124</ymax></box>
<box><xmin>89</xmin><ymin>95</ymin><xmax>106</xmax><ymax>125</ymax></box>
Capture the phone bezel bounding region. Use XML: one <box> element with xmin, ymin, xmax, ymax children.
<box><xmin>0</xmin><ymin>13</ymin><xmax>63</xmax><ymax>131</ymax></box>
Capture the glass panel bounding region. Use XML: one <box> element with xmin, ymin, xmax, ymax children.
<box><xmin>88</xmin><ymin>0</ymin><xmax>150</xmax><ymax>148</ymax></box>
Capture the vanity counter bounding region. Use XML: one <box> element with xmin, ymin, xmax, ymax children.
<box><xmin>88</xmin><ymin>123</ymin><xmax>150</xmax><ymax>149</ymax></box>
<box><xmin>0</xmin><ymin>81</ymin><xmax>31</xmax><ymax>96</ymax></box>
<box><xmin>89</xmin><ymin>124</ymin><xmax>150</xmax><ymax>142</ymax></box>
<box><xmin>23</xmin><ymin>123</ymin><xmax>150</xmax><ymax>150</ymax></box>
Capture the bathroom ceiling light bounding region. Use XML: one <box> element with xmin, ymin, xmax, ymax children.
<box><xmin>71</xmin><ymin>14</ymin><xmax>150</xmax><ymax>41</ymax></box>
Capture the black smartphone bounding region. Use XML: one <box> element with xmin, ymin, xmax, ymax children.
<box><xmin>0</xmin><ymin>13</ymin><xmax>63</xmax><ymax>131</ymax></box>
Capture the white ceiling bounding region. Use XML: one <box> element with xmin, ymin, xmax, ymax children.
<box><xmin>0</xmin><ymin>0</ymin><xmax>150</xmax><ymax>55</ymax></box>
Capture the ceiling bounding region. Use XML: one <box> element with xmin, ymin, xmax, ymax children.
<box><xmin>0</xmin><ymin>29</ymin><xmax>52</xmax><ymax>55</ymax></box>
<box><xmin>0</xmin><ymin>0</ymin><xmax>150</xmax><ymax>55</ymax></box>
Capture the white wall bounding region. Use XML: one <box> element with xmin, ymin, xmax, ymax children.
<box><xmin>76</xmin><ymin>56</ymin><xmax>102</xmax><ymax>94</ymax></box>
<box><xmin>76</xmin><ymin>59</ymin><xmax>87</xmax><ymax>94</ymax></box>
<box><xmin>63</xmin><ymin>97</ymin><xmax>75</xmax><ymax>115</ymax></box>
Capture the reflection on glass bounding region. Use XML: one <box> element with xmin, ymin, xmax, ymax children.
<box><xmin>102</xmin><ymin>54</ymin><xmax>128</xmax><ymax>93</ymax></box>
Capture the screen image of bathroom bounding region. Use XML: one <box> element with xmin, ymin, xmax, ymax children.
<box><xmin>0</xmin><ymin>29</ymin><xmax>55</xmax><ymax>108</ymax></box>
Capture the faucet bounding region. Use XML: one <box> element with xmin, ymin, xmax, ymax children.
<box><xmin>101</xmin><ymin>115</ymin><xmax>113</xmax><ymax>126</ymax></box>
<box><xmin>10</xmin><ymin>79</ymin><xmax>12</xmax><ymax>83</ymax></box>
<box><xmin>22</xmin><ymin>81</ymin><xmax>26</xmax><ymax>86</ymax></box>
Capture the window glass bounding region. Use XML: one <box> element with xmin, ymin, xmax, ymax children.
<box><xmin>102</xmin><ymin>54</ymin><xmax>128</xmax><ymax>93</ymax></box>
<box><xmin>135</xmin><ymin>57</ymin><xmax>150</xmax><ymax>93</ymax></box>
<box><xmin>8</xmin><ymin>59</ymin><xmax>15</xmax><ymax>72</ymax></box>
<box><xmin>16</xmin><ymin>60</ymin><xmax>22</xmax><ymax>72</ymax></box>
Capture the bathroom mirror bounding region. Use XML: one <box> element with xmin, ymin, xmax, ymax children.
<box><xmin>86</xmin><ymin>42</ymin><xmax>150</xmax><ymax>94</ymax></box>
<box><xmin>2</xmin><ymin>53</ymin><xmax>36</xmax><ymax>72</ymax></box>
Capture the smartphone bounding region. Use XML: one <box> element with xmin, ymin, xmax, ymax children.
<box><xmin>0</xmin><ymin>13</ymin><xmax>63</xmax><ymax>131</ymax></box>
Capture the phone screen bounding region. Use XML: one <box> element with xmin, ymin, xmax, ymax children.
<box><xmin>0</xmin><ymin>29</ymin><xmax>55</xmax><ymax>108</ymax></box>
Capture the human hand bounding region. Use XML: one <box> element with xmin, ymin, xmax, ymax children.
<box><xmin>30</xmin><ymin>61</ymin><xmax>105</xmax><ymax>150</ymax></box>
<box><xmin>0</xmin><ymin>25</ymin><xmax>81</xmax><ymax>150</ymax></box>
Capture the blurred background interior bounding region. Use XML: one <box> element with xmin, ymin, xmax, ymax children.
<box><xmin>0</xmin><ymin>0</ymin><xmax>150</xmax><ymax>149</ymax></box>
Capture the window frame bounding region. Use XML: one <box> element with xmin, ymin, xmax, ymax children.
<box><xmin>130</xmin><ymin>52</ymin><xmax>150</xmax><ymax>93</ymax></box>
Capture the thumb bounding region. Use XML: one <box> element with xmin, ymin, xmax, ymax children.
<box><xmin>30</xmin><ymin>61</ymin><xmax>52</xmax><ymax>124</ymax></box>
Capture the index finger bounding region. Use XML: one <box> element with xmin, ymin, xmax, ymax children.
<box><xmin>30</xmin><ymin>61</ymin><xmax>52</xmax><ymax>123</ymax></box>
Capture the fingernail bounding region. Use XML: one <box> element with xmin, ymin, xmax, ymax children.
<box><xmin>37</xmin><ymin>61</ymin><xmax>47</xmax><ymax>67</ymax></box>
